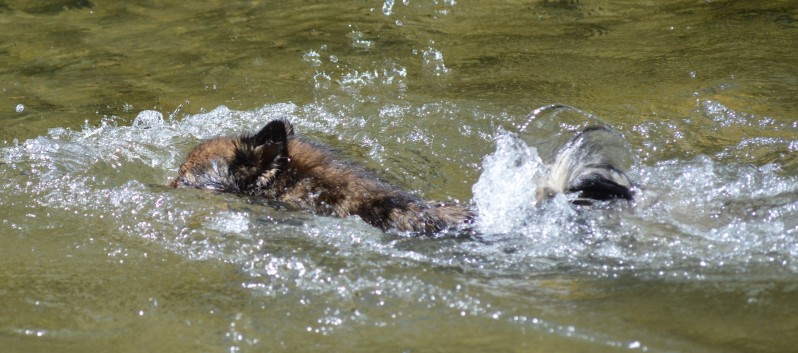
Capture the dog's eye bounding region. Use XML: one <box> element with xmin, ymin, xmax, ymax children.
<box><xmin>178</xmin><ymin>176</ymin><xmax>192</xmax><ymax>187</ymax></box>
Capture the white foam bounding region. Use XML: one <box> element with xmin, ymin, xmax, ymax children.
<box><xmin>207</xmin><ymin>211</ymin><xmax>251</xmax><ymax>234</ymax></box>
<box><xmin>3</xmin><ymin>102</ymin><xmax>798</xmax><ymax>280</ymax></box>
<box><xmin>472</xmin><ymin>131</ymin><xmax>544</xmax><ymax>234</ymax></box>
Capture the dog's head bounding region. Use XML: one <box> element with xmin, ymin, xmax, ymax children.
<box><xmin>171</xmin><ymin>119</ymin><xmax>294</xmax><ymax>194</ymax></box>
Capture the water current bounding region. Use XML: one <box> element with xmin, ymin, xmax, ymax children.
<box><xmin>1</xmin><ymin>1</ymin><xmax>797</xmax><ymax>352</ymax></box>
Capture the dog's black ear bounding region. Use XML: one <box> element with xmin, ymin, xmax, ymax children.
<box><xmin>252</xmin><ymin>119</ymin><xmax>292</xmax><ymax>146</ymax></box>
<box><xmin>250</xmin><ymin>120</ymin><xmax>293</xmax><ymax>167</ymax></box>
<box><xmin>283</xmin><ymin>119</ymin><xmax>295</xmax><ymax>137</ymax></box>
<box><xmin>244</xmin><ymin>120</ymin><xmax>293</xmax><ymax>191</ymax></box>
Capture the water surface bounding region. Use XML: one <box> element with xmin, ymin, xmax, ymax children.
<box><xmin>1</xmin><ymin>1</ymin><xmax>797</xmax><ymax>352</ymax></box>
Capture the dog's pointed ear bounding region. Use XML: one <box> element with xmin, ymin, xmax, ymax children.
<box><xmin>282</xmin><ymin>119</ymin><xmax>295</xmax><ymax>137</ymax></box>
<box><xmin>246</xmin><ymin>120</ymin><xmax>293</xmax><ymax>190</ymax></box>
<box><xmin>252</xmin><ymin>119</ymin><xmax>293</xmax><ymax>147</ymax></box>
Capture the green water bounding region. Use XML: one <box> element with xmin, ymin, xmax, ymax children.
<box><xmin>1</xmin><ymin>1</ymin><xmax>798</xmax><ymax>352</ymax></box>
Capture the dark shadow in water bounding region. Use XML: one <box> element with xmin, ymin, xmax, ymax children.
<box><xmin>9</xmin><ymin>0</ymin><xmax>93</xmax><ymax>15</ymax></box>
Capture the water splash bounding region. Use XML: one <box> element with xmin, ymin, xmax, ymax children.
<box><xmin>3</xmin><ymin>102</ymin><xmax>798</xmax><ymax>280</ymax></box>
<box><xmin>467</xmin><ymin>105</ymin><xmax>798</xmax><ymax>278</ymax></box>
<box><xmin>472</xmin><ymin>131</ymin><xmax>544</xmax><ymax>234</ymax></box>
<box><xmin>2</xmin><ymin>101</ymin><xmax>798</xmax><ymax>352</ymax></box>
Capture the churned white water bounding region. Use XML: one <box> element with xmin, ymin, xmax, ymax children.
<box><xmin>472</xmin><ymin>131</ymin><xmax>546</xmax><ymax>234</ymax></box>
<box><xmin>5</xmin><ymin>102</ymin><xmax>795</xmax><ymax>280</ymax></box>
<box><xmin>2</xmin><ymin>100</ymin><xmax>797</xmax><ymax>353</ymax></box>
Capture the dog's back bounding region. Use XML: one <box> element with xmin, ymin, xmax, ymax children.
<box><xmin>277</xmin><ymin>135</ymin><xmax>473</xmax><ymax>233</ymax></box>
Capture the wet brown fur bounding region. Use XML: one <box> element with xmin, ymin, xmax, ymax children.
<box><xmin>171</xmin><ymin>119</ymin><xmax>472</xmax><ymax>234</ymax></box>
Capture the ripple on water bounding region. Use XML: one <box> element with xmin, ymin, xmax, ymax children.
<box><xmin>3</xmin><ymin>102</ymin><xmax>798</xmax><ymax>280</ymax></box>
<box><xmin>2</xmin><ymin>102</ymin><xmax>798</xmax><ymax>352</ymax></box>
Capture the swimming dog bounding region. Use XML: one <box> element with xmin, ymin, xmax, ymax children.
<box><xmin>171</xmin><ymin>119</ymin><xmax>633</xmax><ymax>233</ymax></box>
<box><xmin>171</xmin><ymin>119</ymin><xmax>473</xmax><ymax>233</ymax></box>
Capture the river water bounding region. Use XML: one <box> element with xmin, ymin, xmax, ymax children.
<box><xmin>1</xmin><ymin>1</ymin><xmax>797</xmax><ymax>352</ymax></box>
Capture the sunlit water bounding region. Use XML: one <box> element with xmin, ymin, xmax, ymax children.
<box><xmin>2</xmin><ymin>1</ymin><xmax>798</xmax><ymax>352</ymax></box>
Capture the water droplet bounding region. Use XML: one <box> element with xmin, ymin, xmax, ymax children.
<box><xmin>382</xmin><ymin>0</ymin><xmax>394</xmax><ymax>16</ymax></box>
